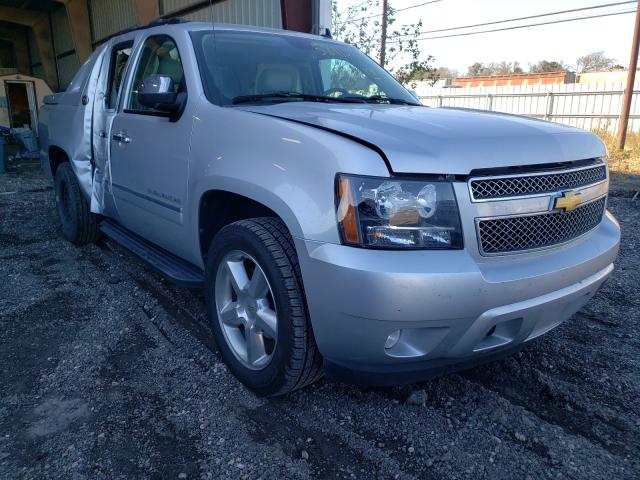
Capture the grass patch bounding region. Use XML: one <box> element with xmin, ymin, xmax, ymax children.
<box><xmin>592</xmin><ymin>129</ymin><xmax>639</xmax><ymax>193</ymax></box>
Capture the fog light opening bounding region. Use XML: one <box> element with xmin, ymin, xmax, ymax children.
<box><xmin>385</xmin><ymin>330</ymin><xmax>401</xmax><ymax>350</ymax></box>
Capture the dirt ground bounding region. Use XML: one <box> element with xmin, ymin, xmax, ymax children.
<box><xmin>1</xmin><ymin>161</ymin><xmax>638</xmax><ymax>480</ymax></box>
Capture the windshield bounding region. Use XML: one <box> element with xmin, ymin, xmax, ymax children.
<box><xmin>190</xmin><ymin>30</ymin><xmax>420</xmax><ymax>106</ymax></box>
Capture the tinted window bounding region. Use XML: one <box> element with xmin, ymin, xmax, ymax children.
<box><xmin>127</xmin><ymin>35</ymin><xmax>185</xmax><ymax>113</ymax></box>
<box><xmin>190</xmin><ymin>30</ymin><xmax>418</xmax><ymax>106</ymax></box>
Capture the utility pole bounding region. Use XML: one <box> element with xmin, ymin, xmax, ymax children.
<box><xmin>617</xmin><ymin>0</ymin><xmax>640</xmax><ymax>150</ymax></box>
<box><xmin>380</xmin><ymin>0</ymin><xmax>388</xmax><ymax>67</ymax></box>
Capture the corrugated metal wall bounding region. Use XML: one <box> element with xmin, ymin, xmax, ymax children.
<box><xmin>27</xmin><ymin>28</ymin><xmax>40</xmax><ymax>66</ymax></box>
<box><xmin>51</xmin><ymin>4</ymin><xmax>78</xmax><ymax>89</ymax></box>
<box><xmin>56</xmin><ymin>54</ymin><xmax>80</xmax><ymax>89</ymax></box>
<box><xmin>89</xmin><ymin>0</ymin><xmax>137</xmax><ymax>43</ymax></box>
<box><xmin>25</xmin><ymin>0</ymin><xmax>286</xmax><ymax>89</ymax></box>
<box><xmin>51</xmin><ymin>5</ymin><xmax>74</xmax><ymax>54</ymax></box>
<box><xmin>180</xmin><ymin>0</ymin><xmax>282</xmax><ymax>28</ymax></box>
<box><xmin>160</xmin><ymin>0</ymin><xmax>201</xmax><ymax>15</ymax></box>
<box><xmin>31</xmin><ymin>64</ymin><xmax>44</xmax><ymax>80</ymax></box>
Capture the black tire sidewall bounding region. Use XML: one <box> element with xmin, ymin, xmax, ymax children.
<box><xmin>205</xmin><ymin>223</ymin><xmax>300</xmax><ymax>395</ymax></box>
<box><xmin>54</xmin><ymin>164</ymin><xmax>81</xmax><ymax>242</ymax></box>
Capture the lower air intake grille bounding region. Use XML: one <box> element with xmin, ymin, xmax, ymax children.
<box><xmin>477</xmin><ymin>196</ymin><xmax>606</xmax><ymax>255</ymax></box>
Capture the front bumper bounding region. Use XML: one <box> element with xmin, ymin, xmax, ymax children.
<box><xmin>295</xmin><ymin>211</ymin><xmax>620</xmax><ymax>384</ymax></box>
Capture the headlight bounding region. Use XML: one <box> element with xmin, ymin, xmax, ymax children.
<box><xmin>336</xmin><ymin>174</ymin><xmax>463</xmax><ymax>249</ymax></box>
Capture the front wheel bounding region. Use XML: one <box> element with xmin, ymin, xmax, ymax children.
<box><xmin>204</xmin><ymin>218</ymin><xmax>323</xmax><ymax>396</ymax></box>
<box><xmin>54</xmin><ymin>163</ymin><xmax>100</xmax><ymax>245</ymax></box>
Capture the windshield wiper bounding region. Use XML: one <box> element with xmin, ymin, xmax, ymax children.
<box><xmin>343</xmin><ymin>95</ymin><xmax>420</xmax><ymax>106</ymax></box>
<box><xmin>232</xmin><ymin>92</ymin><xmax>366</xmax><ymax>105</ymax></box>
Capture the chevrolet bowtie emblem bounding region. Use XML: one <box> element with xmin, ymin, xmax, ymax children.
<box><xmin>553</xmin><ymin>191</ymin><xmax>582</xmax><ymax>212</ymax></box>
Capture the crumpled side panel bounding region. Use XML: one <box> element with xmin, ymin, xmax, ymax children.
<box><xmin>66</xmin><ymin>54</ymin><xmax>102</xmax><ymax>201</ymax></box>
<box><xmin>88</xmin><ymin>48</ymin><xmax>110</xmax><ymax>214</ymax></box>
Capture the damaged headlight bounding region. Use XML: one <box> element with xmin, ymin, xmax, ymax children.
<box><xmin>335</xmin><ymin>174</ymin><xmax>463</xmax><ymax>249</ymax></box>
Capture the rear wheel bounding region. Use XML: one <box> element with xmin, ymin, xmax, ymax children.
<box><xmin>205</xmin><ymin>217</ymin><xmax>323</xmax><ymax>396</ymax></box>
<box><xmin>54</xmin><ymin>163</ymin><xmax>100</xmax><ymax>245</ymax></box>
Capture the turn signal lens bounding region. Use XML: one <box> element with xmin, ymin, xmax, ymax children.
<box><xmin>336</xmin><ymin>176</ymin><xmax>361</xmax><ymax>244</ymax></box>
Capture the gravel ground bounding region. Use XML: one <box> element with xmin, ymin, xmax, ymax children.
<box><xmin>1</xmin><ymin>161</ymin><xmax>638</xmax><ymax>480</ymax></box>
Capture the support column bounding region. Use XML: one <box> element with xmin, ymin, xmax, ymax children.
<box><xmin>281</xmin><ymin>0</ymin><xmax>312</xmax><ymax>33</ymax></box>
<box><xmin>60</xmin><ymin>0</ymin><xmax>93</xmax><ymax>63</ymax></box>
<box><xmin>33</xmin><ymin>19</ymin><xmax>58</xmax><ymax>90</ymax></box>
<box><xmin>135</xmin><ymin>0</ymin><xmax>160</xmax><ymax>27</ymax></box>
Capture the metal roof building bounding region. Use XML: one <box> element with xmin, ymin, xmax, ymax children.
<box><xmin>0</xmin><ymin>0</ymin><xmax>332</xmax><ymax>91</ymax></box>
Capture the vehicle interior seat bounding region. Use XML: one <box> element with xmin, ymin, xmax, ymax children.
<box><xmin>254</xmin><ymin>64</ymin><xmax>301</xmax><ymax>94</ymax></box>
<box><xmin>157</xmin><ymin>55</ymin><xmax>183</xmax><ymax>92</ymax></box>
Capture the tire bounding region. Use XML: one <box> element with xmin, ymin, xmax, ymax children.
<box><xmin>205</xmin><ymin>217</ymin><xmax>323</xmax><ymax>396</ymax></box>
<box><xmin>54</xmin><ymin>163</ymin><xmax>100</xmax><ymax>245</ymax></box>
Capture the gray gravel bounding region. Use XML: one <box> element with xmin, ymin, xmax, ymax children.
<box><xmin>1</xmin><ymin>161</ymin><xmax>638</xmax><ymax>479</ymax></box>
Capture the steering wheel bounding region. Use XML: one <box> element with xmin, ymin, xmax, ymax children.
<box><xmin>323</xmin><ymin>87</ymin><xmax>352</xmax><ymax>98</ymax></box>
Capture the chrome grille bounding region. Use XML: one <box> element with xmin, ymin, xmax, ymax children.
<box><xmin>470</xmin><ymin>164</ymin><xmax>607</xmax><ymax>201</ymax></box>
<box><xmin>477</xmin><ymin>197</ymin><xmax>606</xmax><ymax>255</ymax></box>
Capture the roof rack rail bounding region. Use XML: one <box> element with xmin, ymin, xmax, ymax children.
<box><xmin>115</xmin><ymin>17</ymin><xmax>187</xmax><ymax>37</ymax></box>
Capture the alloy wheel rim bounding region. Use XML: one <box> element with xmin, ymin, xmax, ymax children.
<box><xmin>214</xmin><ymin>250</ymin><xmax>278</xmax><ymax>370</ymax></box>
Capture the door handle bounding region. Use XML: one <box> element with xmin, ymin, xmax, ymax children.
<box><xmin>112</xmin><ymin>132</ymin><xmax>131</xmax><ymax>144</ymax></box>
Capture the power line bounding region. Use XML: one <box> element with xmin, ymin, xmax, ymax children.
<box><xmin>395</xmin><ymin>0</ymin><xmax>445</xmax><ymax>13</ymax></box>
<box><xmin>387</xmin><ymin>0</ymin><xmax>636</xmax><ymax>38</ymax></box>
<box><xmin>387</xmin><ymin>9</ymin><xmax>636</xmax><ymax>42</ymax></box>
<box><xmin>335</xmin><ymin>0</ymin><xmax>443</xmax><ymax>26</ymax></box>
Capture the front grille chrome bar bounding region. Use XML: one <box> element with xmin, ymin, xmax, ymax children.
<box><xmin>469</xmin><ymin>162</ymin><xmax>607</xmax><ymax>202</ymax></box>
<box><xmin>476</xmin><ymin>196</ymin><xmax>606</xmax><ymax>255</ymax></box>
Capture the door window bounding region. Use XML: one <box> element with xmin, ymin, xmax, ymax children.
<box><xmin>106</xmin><ymin>42</ymin><xmax>133</xmax><ymax>110</ymax></box>
<box><xmin>127</xmin><ymin>35</ymin><xmax>185</xmax><ymax>113</ymax></box>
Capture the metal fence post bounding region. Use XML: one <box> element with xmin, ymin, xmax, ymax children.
<box><xmin>545</xmin><ymin>92</ymin><xmax>555</xmax><ymax>121</ymax></box>
<box><xmin>486</xmin><ymin>93</ymin><xmax>493</xmax><ymax>111</ymax></box>
<box><xmin>437</xmin><ymin>95</ymin><xmax>443</xmax><ymax>108</ymax></box>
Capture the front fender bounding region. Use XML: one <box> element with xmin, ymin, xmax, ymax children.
<box><xmin>188</xmin><ymin>105</ymin><xmax>390</xmax><ymax>247</ymax></box>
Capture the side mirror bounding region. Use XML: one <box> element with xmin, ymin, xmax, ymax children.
<box><xmin>409</xmin><ymin>90</ymin><xmax>420</xmax><ymax>100</ymax></box>
<box><xmin>138</xmin><ymin>75</ymin><xmax>186</xmax><ymax>118</ymax></box>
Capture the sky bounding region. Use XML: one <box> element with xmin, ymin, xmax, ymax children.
<box><xmin>334</xmin><ymin>0</ymin><xmax>637</xmax><ymax>74</ymax></box>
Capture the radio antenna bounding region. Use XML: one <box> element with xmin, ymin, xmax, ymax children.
<box><xmin>209</xmin><ymin>0</ymin><xmax>214</xmax><ymax>31</ymax></box>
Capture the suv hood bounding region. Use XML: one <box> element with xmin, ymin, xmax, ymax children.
<box><xmin>239</xmin><ymin>103</ymin><xmax>605</xmax><ymax>175</ymax></box>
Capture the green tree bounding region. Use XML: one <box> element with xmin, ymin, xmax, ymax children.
<box><xmin>466</xmin><ymin>61</ymin><xmax>523</xmax><ymax>76</ymax></box>
<box><xmin>467</xmin><ymin>62</ymin><xmax>485</xmax><ymax>76</ymax></box>
<box><xmin>529</xmin><ymin>60</ymin><xmax>567</xmax><ymax>73</ymax></box>
<box><xmin>436</xmin><ymin>66</ymin><xmax>459</xmax><ymax>79</ymax></box>
<box><xmin>332</xmin><ymin>0</ymin><xmax>437</xmax><ymax>84</ymax></box>
<box><xmin>576</xmin><ymin>51</ymin><xmax>617</xmax><ymax>73</ymax></box>
<box><xmin>395</xmin><ymin>60</ymin><xmax>438</xmax><ymax>85</ymax></box>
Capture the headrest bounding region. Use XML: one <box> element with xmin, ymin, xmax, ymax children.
<box><xmin>255</xmin><ymin>66</ymin><xmax>297</xmax><ymax>94</ymax></box>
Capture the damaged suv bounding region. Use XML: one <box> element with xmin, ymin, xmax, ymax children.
<box><xmin>39</xmin><ymin>21</ymin><xmax>620</xmax><ymax>396</ymax></box>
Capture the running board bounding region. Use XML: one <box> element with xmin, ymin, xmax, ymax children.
<box><xmin>100</xmin><ymin>219</ymin><xmax>204</xmax><ymax>288</ymax></box>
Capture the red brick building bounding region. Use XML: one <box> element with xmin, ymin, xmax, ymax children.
<box><xmin>452</xmin><ymin>71</ymin><xmax>576</xmax><ymax>88</ymax></box>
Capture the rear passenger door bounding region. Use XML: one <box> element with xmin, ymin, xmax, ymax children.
<box><xmin>92</xmin><ymin>36</ymin><xmax>135</xmax><ymax>216</ymax></box>
<box><xmin>109</xmin><ymin>34</ymin><xmax>192</xmax><ymax>255</ymax></box>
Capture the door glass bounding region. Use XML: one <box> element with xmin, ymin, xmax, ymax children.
<box><xmin>106</xmin><ymin>42</ymin><xmax>133</xmax><ymax>110</ymax></box>
<box><xmin>127</xmin><ymin>35</ymin><xmax>185</xmax><ymax>113</ymax></box>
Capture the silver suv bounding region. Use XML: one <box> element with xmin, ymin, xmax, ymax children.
<box><xmin>39</xmin><ymin>21</ymin><xmax>620</xmax><ymax>396</ymax></box>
